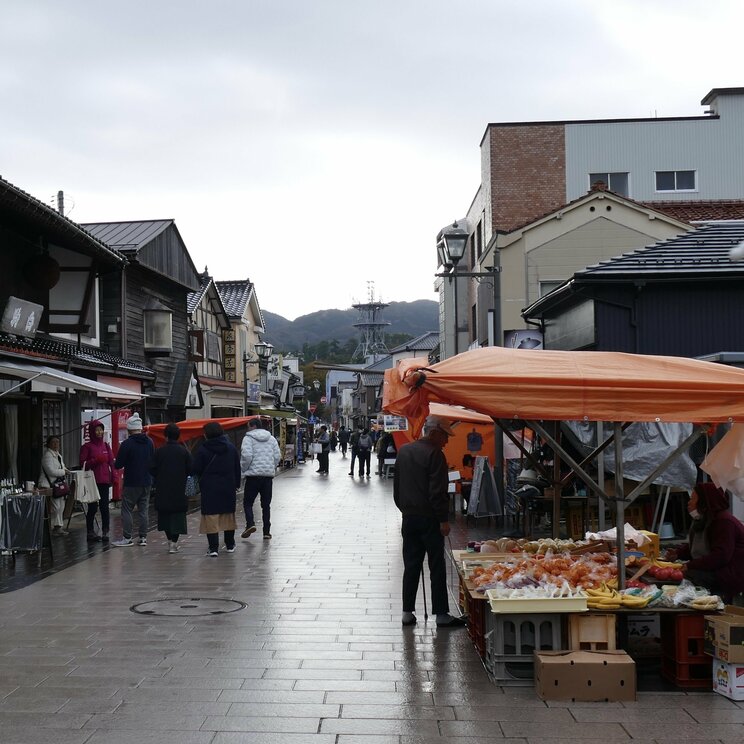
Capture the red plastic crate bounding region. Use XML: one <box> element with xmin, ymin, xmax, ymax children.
<box><xmin>661</xmin><ymin>656</ymin><xmax>712</xmax><ymax>689</ymax></box>
<box><xmin>661</xmin><ymin>613</ymin><xmax>707</xmax><ymax>663</ymax></box>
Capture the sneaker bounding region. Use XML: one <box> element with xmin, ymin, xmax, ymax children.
<box><xmin>87</xmin><ymin>532</ymin><xmax>102</xmax><ymax>542</ymax></box>
<box><xmin>168</xmin><ymin>543</ymin><xmax>178</xmax><ymax>554</ymax></box>
<box><xmin>263</xmin><ymin>533</ymin><xmax>272</xmax><ymax>540</ymax></box>
<box><xmin>112</xmin><ymin>538</ymin><xmax>134</xmax><ymax>547</ymax></box>
<box><xmin>137</xmin><ymin>537</ymin><xmax>147</xmax><ymax>546</ymax></box>
<box><xmin>241</xmin><ymin>525</ymin><xmax>257</xmax><ymax>539</ymax></box>
<box><xmin>101</xmin><ymin>533</ymin><xmax>109</xmax><ymax>543</ymax></box>
<box><xmin>225</xmin><ymin>545</ymin><xmax>236</xmax><ymax>553</ymax></box>
<box><xmin>206</xmin><ymin>550</ymin><xmax>218</xmax><ymax>557</ymax></box>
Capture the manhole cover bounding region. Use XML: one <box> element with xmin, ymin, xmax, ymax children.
<box><xmin>130</xmin><ymin>598</ymin><xmax>246</xmax><ymax>616</ymax></box>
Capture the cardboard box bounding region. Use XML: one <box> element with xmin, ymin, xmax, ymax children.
<box><xmin>534</xmin><ymin>650</ymin><xmax>636</xmax><ymax>702</ymax></box>
<box><xmin>704</xmin><ymin>606</ymin><xmax>744</xmax><ymax>662</ymax></box>
<box><xmin>713</xmin><ymin>657</ymin><xmax>744</xmax><ymax>700</ymax></box>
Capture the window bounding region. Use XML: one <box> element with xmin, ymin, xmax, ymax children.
<box><xmin>539</xmin><ymin>280</ymin><xmax>563</xmax><ymax>297</ymax></box>
<box><xmin>206</xmin><ymin>330</ymin><xmax>221</xmax><ymax>362</ymax></box>
<box><xmin>188</xmin><ymin>330</ymin><xmax>205</xmax><ymax>361</ymax></box>
<box><xmin>655</xmin><ymin>170</ymin><xmax>696</xmax><ymax>192</ymax></box>
<box><xmin>589</xmin><ymin>172</ymin><xmax>629</xmax><ymax>196</ymax></box>
<box><xmin>143</xmin><ymin>300</ymin><xmax>173</xmax><ymax>353</ymax></box>
<box><xmin>476</xmin><ymin>220</ymin><xmax>483</xmax><ymax>258</ymax></box>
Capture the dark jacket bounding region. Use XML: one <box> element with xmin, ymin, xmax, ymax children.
<box><xmin>338</xmin><ymin>429</ymin><xmax>350</xmax><ymax>445</ymax></box>
<box><xmin>393</xmin><ymin>438</ymin><xmax>449</xmax><ymax>523</ymax></box>
<box><xmin>79</xmin><ymin>419</ymin><xmax>114</xmax><ymax>485</ymax></box>
<box><xmin>114</xmin><ymin>432</ymin><xmax>155</xmax><ymax>487</ymax></box>
<box><xmin>681</xmin><ymin>512</ymin><xmax>744</xmax><ymax>597</ymax></box>
<box><xmin>193</xmin><ymin>435</ymin><xmax>241</xmax><ymax>515</ymax></box>
<box><xmin>151</xmin><ymin>441</ymin><xmax>192</xmax><ymax>513</ymax></box>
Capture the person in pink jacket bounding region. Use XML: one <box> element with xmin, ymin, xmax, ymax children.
<box><xmin>79</xmin><ymin>419</ymin><xmax>114</xmax><ymax>543</ymax></box>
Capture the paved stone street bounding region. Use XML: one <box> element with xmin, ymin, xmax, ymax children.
<box><xmin>1</xmin><ymin>449</ymin><xmax>743</xmax><ymax>744</ymax></box>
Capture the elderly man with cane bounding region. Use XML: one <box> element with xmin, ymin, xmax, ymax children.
<box><xmin>393</xmin><ymin>415</ymin><xmax>466</xmax><ymax>627</ymax></box>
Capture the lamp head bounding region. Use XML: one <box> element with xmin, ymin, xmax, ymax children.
<box><xmin>441</xmin><ymin>221</ymin><xmax>468</xmax><ymax>266</ymax></box>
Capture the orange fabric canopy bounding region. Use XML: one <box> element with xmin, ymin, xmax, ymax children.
<box><xmin>383</xmin><ymin>347</ymin><xmax>744</xmax><ymax>437</ymax></box>
<box><xmin>146</xmin><ymin>416</ymin><xmax>266</xmax><ymax>446</ymax></box>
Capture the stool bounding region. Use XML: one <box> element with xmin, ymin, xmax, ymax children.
<box><xmin>382</xmin><ymin>458</ymin><xmax>396</xmax><ymax>478</ymax></box>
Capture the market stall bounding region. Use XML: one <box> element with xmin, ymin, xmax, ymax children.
<box><xmin>383</xmin><ymin>347</ymin><xmax>744</xmax><ymax>694</ymax></box>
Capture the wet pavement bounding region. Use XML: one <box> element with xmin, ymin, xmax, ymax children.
<box><xmin>1</xmin><ymin>449</ymin><xmax>743</xmax><ymax>743</ymax></box>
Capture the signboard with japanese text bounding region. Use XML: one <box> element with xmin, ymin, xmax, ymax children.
<box><xmin>247</xmin><ymin>382</ymin><xmax>260</xmax><ymax>405</ymax></box>
<box><xmin>1</xmin><ymin>296</ymin><xmax>43</xmax><ymax>337</ymax></box>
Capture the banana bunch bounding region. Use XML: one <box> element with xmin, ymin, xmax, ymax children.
<box><xmin>585</xmin><ymin>584</ymin><xmax>622</xmax><ymax>609</ymax></box>
<box><xmin>585</xmin><ymin>583</ymin><xmax>652</xmax><ymax>609</ymax></box>
<box><xmin>653</xmin><ymin>559</ymin><xmax>684</xmax><ymax>569</ymax></box>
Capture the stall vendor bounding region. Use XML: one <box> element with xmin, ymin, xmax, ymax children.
<box><xmin>672</xmin><ymin>482</ymin><xmax>744</xmax><ymax>602</ymax></box>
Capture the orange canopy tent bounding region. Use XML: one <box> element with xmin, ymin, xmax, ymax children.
<box><xmin>383</xmin><ymin>347</ymin><xmax>744</xmax><ymax>438</ymax></box>
<box><xmin>145</xmin><ymin>416</ymin><xmax>267</xmax><ymax>447</ymax></box>
<box><xmin>390</xmin><ymin>402</ymin><xmax>496</xmax><ymax>470</ymax></box>
<box><xmin>383</xmin><ymin>347</ymin><xmax>744</xmax><ymax>584</ymax></box>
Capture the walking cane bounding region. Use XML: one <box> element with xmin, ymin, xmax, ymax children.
<box><xmin>420</xmin><ymin>566</ymin><xmax>428</xmax><ymax>621</ymax></box>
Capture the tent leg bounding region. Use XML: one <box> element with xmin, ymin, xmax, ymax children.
<box><xmin>614</xmin><ymin>422</ymin><xmax>626</xmax><ymax>591</ymax></box>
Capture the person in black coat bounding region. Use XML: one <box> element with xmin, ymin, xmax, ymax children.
<box><xmin>193</xmin><ymin>421</ymin><xmax>241</xmax><ymax>557</ymax></box>
<box><xmin>150</xmin><ymin>423</ymin><xmax>192</xmax><ymax>554</ymax></box>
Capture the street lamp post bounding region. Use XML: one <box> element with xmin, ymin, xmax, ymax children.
<box><xmin>436</xmin><ymin>221</ymin><xmax>468</xmax><ymax>355</ymax></box>
<box><xmin>243</xmin><ymin>340</ymin><xmax>274</xmax><ymax>414</ymax></box>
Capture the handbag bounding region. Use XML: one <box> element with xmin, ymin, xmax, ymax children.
<box><xmin>309</xmin><ymin>442</ymin><xmax>322</xmax><ymax>455</ymax></box>
<box><xmin>52</xmin><ymin>477</ymin><xmax>70</xmax><ymax>499</ymax></box>
<box><xmin>185</xmin><ymin>475</ymin><xmax>199</xmax><ymax>498</ymax></box>
<box><xmin>74</xmin><ymin>464</ymin><xmax>100</xmax><ymax>504</ymax></box>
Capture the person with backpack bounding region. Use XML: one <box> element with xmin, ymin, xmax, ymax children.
<box><xmin>357</xmin><ymin>428</ymin><xmax>373</xmax><ymax>478</ymax></box>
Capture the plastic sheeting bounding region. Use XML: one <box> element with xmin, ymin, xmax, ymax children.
<box><xmin>0</xmin><ymin>493</ymin><xmax>44</xmax><ymax>551</ymax></box>
<box><xmin>565</xmin><ymin>421</ymin><xmax>697</xmax><ymax>491</ymax></box>
<box><xmin>702</xmin><ymin>423</ymin><xmax>744</xmax><ymax>501</ymax></box>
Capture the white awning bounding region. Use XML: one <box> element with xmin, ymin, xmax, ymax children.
<box><xmin>0</xmin><ymin>360</ymin><xmax>146</xmax><ymax>399</ymax></box>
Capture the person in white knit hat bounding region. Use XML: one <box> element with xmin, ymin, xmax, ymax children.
<box><xmin>112</xmin><ymin>413</ymin><xmax>155</xmax><ymax>547</ymax></box>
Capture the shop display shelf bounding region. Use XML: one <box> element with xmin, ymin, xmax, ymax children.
<box><xmin>661</xmin><ymin>613</ymin><xmax>707</xmax><ymax>663</ymax></box>
<box><xmin>568</xmin><ymin>613</ymin><xmax>617</xmax><ymax>651</ymax></box>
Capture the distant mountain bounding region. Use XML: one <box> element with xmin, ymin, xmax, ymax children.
<box><xmin>262</xmin><ymin>300</ymin><xmax>438</xmax><ymax>352</ymax></box>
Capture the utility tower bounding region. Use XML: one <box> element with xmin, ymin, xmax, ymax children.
<box><xmin>351</xmin><ymin>281</ymin><xmax>390</xmax><ymax>361</ymax></box>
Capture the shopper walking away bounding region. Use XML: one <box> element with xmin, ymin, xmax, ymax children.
<box><xmin>338</xmin><ymin>426</ymin><xmax>350</xmax><ymax>457</ymax></box>
<box><xmin>151</xmin><ymin>423</ymin><xmax>192</xmax><ymax>553</ymax></box>
<box><xmin>194</xmin><ymin>421</ymin><xmax>241</xmax><ymax>556</ymax></box>
<box><xmin>79</xmin><ymin>419</ymin><xmax>115</xmax><ymax>543</ymax></box>
<box><xmin>329</xmin><ymin>429</ymin><xmax>338</xmax><ymax>452</ymax></box>
<box><xmin>112</xmin><ymin>413</ymin><xmax>155</xmax><ymax>547</ymax></box>
<box><xmin>39</xmin><ymin>435</ymin><xmax>71</xmax><ymax>536</ymax></box>
<box><xmin>316</xmin><ymin>425</ymin><xmax>330</xmax><ymax>474</ymax></box>
<box><xmin>348</xmin><ymin>426</ymin><xmax>361</xmax><ymax>475</ymax></box>
<box><xmin>357</xmin><ymin>428</ymin><xmax>373</xmax><ymax>478</ymax></box>
<box><xmin>393</xmin><ymin>415</ymin><xmax>466</xmax><ymax>628</ymax></box>
<box><xmin>240</xmin><ymin>418</ymin><xmax>280</xmax><ymax>540</ymax></box>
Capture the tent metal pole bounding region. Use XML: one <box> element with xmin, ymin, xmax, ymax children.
<box><xmin>597</xmin><ymin>421</ymin><xmax>606</xmax><ymax>530</ymax></box>
<box><xmin>614</xmin><ymin>422</ymin><xmax>626</xmax><ymax>591</ymax></box>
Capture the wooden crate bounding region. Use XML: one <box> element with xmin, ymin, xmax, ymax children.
<box><xmin>568</xmin><ymin>613</ymin><xmax>616</xmax><ymax>651</ymax></box>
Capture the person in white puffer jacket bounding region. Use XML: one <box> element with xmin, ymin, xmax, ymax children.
<box><xmin>240</xmin><ymin>418</ymin><xmax>281</xmax><ymax>539</ymax></box>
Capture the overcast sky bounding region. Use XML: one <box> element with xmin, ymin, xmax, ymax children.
<box><xmin>2</xmin><ymin>1</ymin><xmax>742</xmax><ymax>319</ymax></box>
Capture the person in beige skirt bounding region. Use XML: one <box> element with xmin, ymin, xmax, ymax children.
<box><xmin>192</xmin><ymin>421</ymin><xmax>241</xmax><ymax>557</ymax></box>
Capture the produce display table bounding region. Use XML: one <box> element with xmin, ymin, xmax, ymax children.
<box><xmin>448</xmin><ymin>546</ymin><xmax>719</xmax><ymax>690</ymax></box>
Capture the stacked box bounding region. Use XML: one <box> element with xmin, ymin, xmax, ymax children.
<box><xmin>485</xmin><ymin>612</ymin><xmax>564</xmax><ymax>686</ymax></box>
<box><xmin>661</xmin><ymin>613</ymin><xmax>711</xmax><ymax>689</ymax></box>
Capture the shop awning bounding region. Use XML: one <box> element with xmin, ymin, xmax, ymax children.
<box><xmin>0</xmin><ymin>360</ymin><xmax>146</xmax><ymax>399</ymax></box>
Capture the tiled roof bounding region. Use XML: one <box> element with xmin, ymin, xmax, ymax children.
<box><xmin>389</xmin><ymin>331</ymin><xmax>439</xmax><ymax>353</ymax></box>
<box><xmin>640</xmin><ymin>200</ymin><xmax>744</xmax><ymax>223</ymax></box>
<box><xmin>215</xmin><ymin>280</ymin><xmax>253</xmax><ymax>317</ymax></box>
<box><xmin>0</xmin><ymin>176</ymin><xmax>125</xmax><ymax>264</ymax></box>
<box><xmin>187</xmin><ymin>273</ymin><xmax>211</xmax><ymax>314</ymax></box>
<box><xmin>359</xmin><ymin>371</ymin><xmax>384</xmax><ymax>386</ymax></box>
<box><xmin>575</xmin><ymin>221</ymin><xmax>744</xmax><ymax>280</ymax></box>
<box><xmin>0</xmin><ymin>333</ymin><xmax>155</xmax><ymax>378</ymax></box>
<box><xmin>80</xmin><ymin>220</ymin><xmax>172</xmax><ymax>254</ymax></box>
